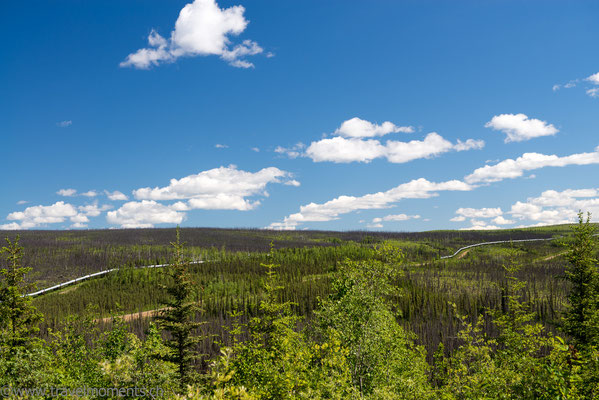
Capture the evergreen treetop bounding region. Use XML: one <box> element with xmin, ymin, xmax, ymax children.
<box><xmin>563</xmin><ymin>212</ymin><xmax>599</xmax><ymax>348</ymax></box>
<box><xmin>155</xmin><ymin>228</ymin><xmax>205</xmax><ymax>392</ymax></box>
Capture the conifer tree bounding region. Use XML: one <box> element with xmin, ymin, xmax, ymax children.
<box><xmin>563</xmin><ymin>212</ymin><xmax>599</xmax><ymax>348</ymax></box>
<box><xmin>155</xmin><ymin>228</ymin><xmax>204</xmax><ymax>392</ymax></box>
<box><xmin>208</xmin><ymin>244</ymin><xmax>357</xmax><ymax>399</ymax></box>
<box><xmin>0</xmin><ymin>236</ymin><xmax>44</xmax><ymax>383</ymax></box>
<box><xmin>0</xmin><ymin>236</ymin><xmax>43</xmax><ymax>350</ymax></box>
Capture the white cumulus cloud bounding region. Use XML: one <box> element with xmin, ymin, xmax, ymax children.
<box><xmin>78</xmin><ymin>203</ymin><xmax>112</xmax><ymax>217</ymax></box>
<box><xmin>334</xmin><ymin>117</ymin><xmax>413</xmax><ymax>138</ymax></box>
<box><xmin>452</xmin><ymin>187</ymin><xmax>599</xmax><ymax>229</ymax></box>
<box><xmin>107</xmin><ymin>200</ymin><xmax>185</xmax><ymax>228</ymax></box>
<box><xmin>102</xmin><ymin>166</ymin><xmax>300</xmax><ymax>228</ymax></box>
<box><xmin>450</xmin><ymin>207</ymin><xmax>509</xmax><ymax>229</ymax></box>
<box><xmin>105</xmin><ymin>190</ymin><xmax>129</xmax><ymax>201</ymax></box>
<box><xmin>465</xmin><ymin>147</ymin><xmax>599</xmax><ymax>184</ymax></box>
<box><xmin>454</xmin><ymin>139</ymin><xmax>486</xmax><ymax>151</ymax></box>
<box><xmin>492</xmin><ymin>216</ymin><xmax>514</xmax><ymax>225</ymax></box>
<box><xmin>0</xmin><ymin>222</ymin><xmax>22</xmax><ymax>230</ymax></box>
<box><xmin>508</xmin><ymin>188</ymin><xmax>599</xmax><ymax>226</ymax></box>
<box><xmin>384</xmin><ymin>133</ymin><xmax>455</xmax><ymax>164</ymax></box>
<box><xmin>268</xmin><ymin>178</ymin><xmax>472</xmax><ymax>230</ymax></box>
<box><xmin>385</xmin><ymin>133</ymin><xmax>483</xmax><ymax>163</ymax></box>
<box><xmin>278</xmin><ymin>117</ymin><xmax>484</xmax><ymax>164</ymax></box>
<box><xmin>453</xmin><ymin>207</ymin><xmax>503</xmax><ymax>219</ymax></box>
<box><xmin>305</xmin><ymin>132</ymin><xmax>484</xmax><ymax>164</ymax></box>
<box><xmin>367</xmin><ymin>213</ymin><xmax>420</xmax><ymax>228</ymax></box>
<box><xmin>587</xmin><ymin>72</ymin><xmax>599</xmax><ymax>85</ymax></box>
<box><xmin>4</xmin><ymin>202</ymin><xmax>79</xmax><ymax>229</ymax></box>
<box><xmin>57</xmin><ymin>188</ymin><xmax>100</xmax><ymax>198</ymax></box>
<box><xmin>1</xmin><ymin>200</ymin><xmax>112</xmax><ymax>230</ymax></box>
<box><xmin>133</xmin><ymin>165</ymin><xmax>295</xmax><ymax>209</ymax></box>
<box><xmin>485</xmin><ymin>113</ymin><xmax>558</xmax><ymax>143</ymax></box>
<box><xmin>460</xmin><ymin>219</ymin><xmax>501</xmax><ymax>230</ymax></box>
<box><xmin>305</xmin><ymin>137</ymin><xmax>386</xmax><ymax>163</ymax></box>
<box><xmin>114</xmin><ymin>165</ymin><xmax>299</xmax><ymax>225</ymax></box>
<box><xmin>120</xmin><ymin>0</ymin><xmax>264</xmax><ymax>69</ymax></box>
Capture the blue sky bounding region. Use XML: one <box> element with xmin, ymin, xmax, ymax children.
<box><xmin>2</xmin><ymin>0</ymin><xmax>599</xmax><ymax>231</ymax></box>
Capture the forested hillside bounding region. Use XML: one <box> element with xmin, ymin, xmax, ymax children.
<box><xmin>1</xmin><ymin>218</ymin><xmax>598</xmax><ymax>399</ymax></box>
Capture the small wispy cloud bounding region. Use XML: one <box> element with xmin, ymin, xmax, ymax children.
<box><xmin>215</xmin><ymin>144</ymin><xmax>229</xmax><ymax>149</ymax></box>
<box><xmin>552</xmin><ymin>80</ymin><xmax>578</xmax><ymax>91</ymax></box>
<box><xmin>553</xmin><ymin>71</ymin><xmax>599</xmax><ymax>97</ymax></box>
<box><xmin>81</xmin><ymin>190</ymin><xmax>99</xmax><ymax>198</ymax></box>
<box><xmin>275</xmin><ymin>143</ymin><xmax>305</xmax><ymax>159</ymax></box>
<box><xmin>105</xmin><ymin>190</ymin><xmax>129</xmax><ymax>201</ymax></box>
<box><xmin>57</xmin><ymin>188</ymin><xmax>101</xmax><ymax>198</ymax></box>
<box><xmin>587</xmin><ymin>88</ymin><xmax>599</xmax><ymax>98</ymax></box>
<box><xmin>57</xmin><ymin>120</ymin><xmax>72</xmax><ymax>128</ymax></box>
<box><xmin>57</xmin><ymin>188</ymin><xmax>77</xmax><ymax>197</ymax></box>
<box><xmin>284</xmin><ymin>179</ymin><xmax>300</xmax><ymax>187</ymax></box>
<box><xmin>366</xmin><ymin>213</ymin><xmax>420</xmax><ymax>228</ymax></box>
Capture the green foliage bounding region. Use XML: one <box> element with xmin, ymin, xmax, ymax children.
<box><xmin>48</xmin><ymin>309</ymin><xmax>177</xmax><ymax>397</ymax></box>
<box><xmin>0</xmin><ymin>343</ymin><xmax>55</xmax><ymax>391</ymax></box>
<box><xmin>48</xmin><ymin>311</ymin><xmax>104</xmax><ymax>387</ymax></box>
<box><xmin>563</xmin><ymin>212</ymin><xmax>599</xmax><ymax>349</ymax></box>
<box><xmin>6</xmin><ymin>225</ymin><xmax>599</xmax><ymax>398</ymax></box>
<box><xmin>155</xmin><ymin>228</ymin><xmax>206</xmax><ymax>392</ymax></box>
<box><xmin>0</xmin><ymin>236</ymin><xmax>45</xmax><ymax>386</ymax></box>
<box><xmin>315</xmin><ymin>242</ymin><xmax>433</xmax><ymax>399</ymax></box>
<box><xmin>205</xmin><ymin>248</ymin><xmax>356</xmax><ymax>399</ymax></box>
<box><xmin>559</xmin><ymin>212</ymin><xmax>599</xmax><ymax>399</ymax></box>
<box><xmin>434</xmin><ymin>255</ymin><xmax>598</xmax><ymax>399</ymax></box>
<box><xmin>99</xmin><ymin>322</ymin><xmax>177</xmax><ymax>395</ymax></box>
<box><xmin>31</xmin><ymin>227</ymin><xmax>576</xmax><ymax>361</ymax></box>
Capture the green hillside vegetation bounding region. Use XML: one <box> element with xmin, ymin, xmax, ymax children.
<box><xmin>12</xmin><ymin>225</ymin><xmax>583</xmax><ymax>289</ymax></box>
<box><xmin>32</xmin><ymin>234</ymin><xmax>573</xmax><ymax>359</ymax></box>
<box><xmin>1</xmin><ymin>217</ymin><xmax>598</xmax><ymax>398</ymax></box>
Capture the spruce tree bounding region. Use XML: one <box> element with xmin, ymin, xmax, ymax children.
<box><xmin>563</xmin><ymin>212</ymin><xmax>599</xmax><ymax>348</ymax></box>
<box><xmin>0</xmin><ymin>236</ymin><xmax>43</xmax><ymax>348</ymax></box>
<box><xmin>155</xmin><ymin>228</ymin><xmax>204</xmax><ymax>392</ymax></box>
<box><xmin>0</xmin><ymin>236</ymin><xmax>44</xmax><ymax>382</ymax></box>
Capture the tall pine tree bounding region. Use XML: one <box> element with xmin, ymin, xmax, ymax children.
<box><xmin>0</xmin><ymin>236</ymin><xmax>44</xmax><ymax>382</ymax></box>
<box><xmin>155</xmin><ymin>228</ymin><xmax>204</xmax><ymax>392</ymax></box>
<box><xmin>563</xmin><ymin>212</ymin><xmax>599</xmax><ymax>348</ymax></box>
